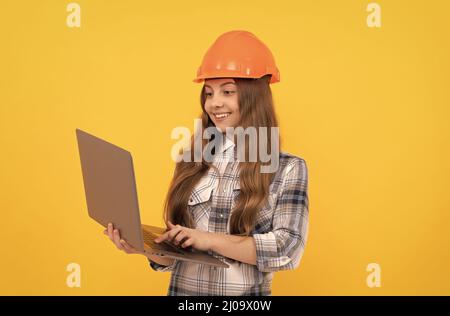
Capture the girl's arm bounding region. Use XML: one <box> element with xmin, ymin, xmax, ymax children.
<box><xmin>208</xmin><ymin>233</ymin><xmax>257</xmax><ymax>266</ymax></box>
<box><xmin>155</xmin><ymin>222</ymin><xmax>257</xmax><ymax>265</ymax></box>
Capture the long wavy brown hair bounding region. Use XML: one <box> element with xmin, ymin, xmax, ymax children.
<box><xmin>163</xmin><ymin>75</ymin><xmax>279</xmax><ymax>236</ymax></box>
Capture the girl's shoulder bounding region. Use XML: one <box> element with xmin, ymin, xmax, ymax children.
<box><xmin>273</xmin><ymin>151</ymin><xmax>308</xmax><ymax>186</ymax></box>
<box><xmin>278</xmin><ymin>151</ymin><xmax>307</xmax><ymax>174</ymax></box>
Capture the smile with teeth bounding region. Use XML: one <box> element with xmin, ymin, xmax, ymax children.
<box><xmin>214</xmin><ymin>112</ymin><xmax>231</xmax><ymax>119</ymax></box>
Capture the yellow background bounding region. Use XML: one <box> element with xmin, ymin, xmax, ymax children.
<box><xmin>1</xmin><ymin>0</ymin><xmax>449</xmax><ymax>295</ymax></box>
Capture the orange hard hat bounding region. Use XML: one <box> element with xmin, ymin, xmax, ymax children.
<box><xmin>193</xmin><ymin>30</ymin><xmax>280</xmax><ymax>84</ymax></box>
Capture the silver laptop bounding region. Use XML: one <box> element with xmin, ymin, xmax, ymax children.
<box><xmin>76</xmin><ymin>128</ymin><xmax>229</xmax><ymax>268</ymax></box>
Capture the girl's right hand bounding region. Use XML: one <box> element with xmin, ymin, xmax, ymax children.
<box><xmin>103</xmin><ymin>223</ymin><xmax>144</xmax><ymax>255</ymax></box>
<box><xmin>103</xmin><ymin>223</ymin><xmax>175</xmax><ymax>266</ymax></box>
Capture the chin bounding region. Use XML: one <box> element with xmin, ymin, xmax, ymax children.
<box><xmin>215</xmin><ymin>124</ymin><xmax>233</xmax><ymax>132</ymax></box>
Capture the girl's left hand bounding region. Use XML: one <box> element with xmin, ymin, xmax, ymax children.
<box><xmin>155</xmin><ymin>221</ymin><xmax>213</xmax><ymax>252</ymax></box>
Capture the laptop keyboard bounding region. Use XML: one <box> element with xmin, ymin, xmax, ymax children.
<box><xmin>142</xmin><ymin>230</ymin><xmax>187</xmax><ymax>255</ymax></box>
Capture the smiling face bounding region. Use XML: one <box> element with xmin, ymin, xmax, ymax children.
<box><xmin>203</xmin><ymin>78</ymin><xmax>240</xmax><ymax>132</ymax></box>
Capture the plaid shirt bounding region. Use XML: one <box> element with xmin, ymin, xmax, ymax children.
<box><xmin>149</xmin><ymin>136</ymin><xmax>309</xmax><ymax>296</ymax></box>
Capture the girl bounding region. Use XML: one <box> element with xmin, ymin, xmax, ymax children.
<box><xmin>105</xmin><ymin>30</ymin><xmax>309</xmax><ymax>296</ymax></box>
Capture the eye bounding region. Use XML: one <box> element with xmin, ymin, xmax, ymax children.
<box><xmin>205</xmin><ymin>92</ymin><xmax>212</xmax><ymax>97</ymax></box>
<box><xmin>224</xmin><ymin>90</ymin><xmax>236</xmax><ymax>95</ymax></box>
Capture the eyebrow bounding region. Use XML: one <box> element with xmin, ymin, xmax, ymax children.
<box><xmin>204</xmin><ymin>82</ymin><xmax>236</xmax><ymax>89</ymax></box>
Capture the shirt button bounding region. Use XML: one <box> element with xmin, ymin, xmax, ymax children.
<box><xmin>219</xmin><ymin>213</ymin><xmax>223</xmax><ymax>218</ymax></box>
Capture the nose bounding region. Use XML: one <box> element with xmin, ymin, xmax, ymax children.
<box><xmin>211</xmin><ymin>94</ymin><xmax>224</xmax><ymax>108</ymax></box>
